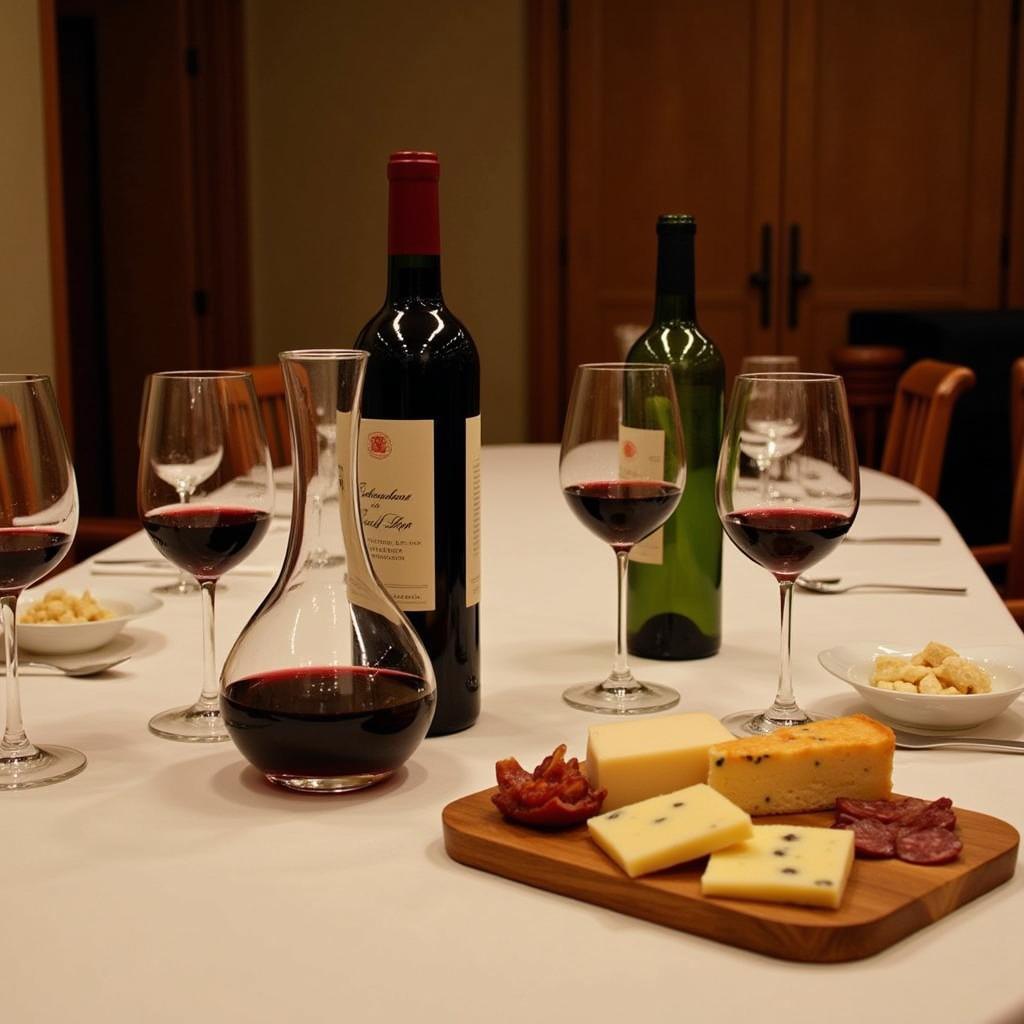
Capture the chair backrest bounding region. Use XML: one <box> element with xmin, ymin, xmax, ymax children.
<box><xmin>880</xmin><ymin>359</ymin><xmax>975</xmax><ymax>498</ymax></box>
<box><xmin>0</xmin><ymin>398</ymin><xmax>35</xmax><ymax>521</ymax></box>
<box><xmin>1012</xmin><ymin>357</ymin><xmax>1024</xmax><ymax>477</ymax></box>
<box><xmin>233</xmin><ymin>364</ymin><xmax>291</xmax><ymax>467</ymax></box>
<box><xmin>830</xmin><ymin>345</ymin><xmax>906</xmax><ymax>468</ymax></box>
<box><xmin>1003</xmin><ymin>359</ymin><xmax>1024</xmax><ymax>600</ymax></box>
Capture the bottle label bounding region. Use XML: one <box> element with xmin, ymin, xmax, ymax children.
<box><xmin>618</xmin><ymin>423</ymin><xmax>665</xmax><ymax>565</ymax></box>
<box><xmin>358</xmin><ymin>418</ymin><xmax>436</xmax><ymax>612</ymax></box>
<box><xmin>466</xmin><ymin>415</ymin><xmax>481</xmax><ymax>607</ymax></box>
<box><xmin>336</xmin><ymin>412</ymin><xmax>401</xmax><ymax>621</ymax></box>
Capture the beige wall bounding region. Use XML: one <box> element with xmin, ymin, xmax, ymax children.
<box><xmin>245</xmin><ymin>0</ymin><xmax>528</xmax><ymax>442</ymax></box>
<box><xmin>0</xmin><ymin>0</ymin><xmax>55</xmax><ymax>378</ymax></box>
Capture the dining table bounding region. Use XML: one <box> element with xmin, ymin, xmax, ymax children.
<box><xmin>4</xmin><ymin>444</ymin><xmax>1022</xmax><ymax>1024</ymax></box>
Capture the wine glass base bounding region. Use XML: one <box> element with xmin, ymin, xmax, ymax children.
<box><xmin>151</xmin><ymin>579</ymin><xmax>199</xmax><ymax>595</ymax></box>
<box><xmin>0</xmin><ymin>744</ymin><xmax>87</xmax><ymax>790</ymax></box>
<box><xmin>265</xmin><ymin>769</ymin><xmax>393</xmax><ymax>794</ymax></box>
<box><xmin>562</xmin><ymin>681</ymin><xmax>680</xmax><ymax>715</ymax></box>
<box><xmin>721</xmin><ymin>708</ymin><xmax>824</xmax><ymax>738</ymax></box>
<box><xmin>148</xmin><ymin>704</ymin><xmax>229</xmax><ymax>742</ymax></box>
<box><xmin>151</xmin><ymin>580</ymin><xmax>228</xmax><ymax>595</ymax></box>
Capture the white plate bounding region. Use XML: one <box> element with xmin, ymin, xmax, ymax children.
<box><xmin>16</xmin><ymin>588</ymin><xmax>162</xmax><ymax>655</ymax></box>
<box><xmin>818</xmin><ymin>642</ymin><xmax>1024</xmax><ymax>731</ymax></box>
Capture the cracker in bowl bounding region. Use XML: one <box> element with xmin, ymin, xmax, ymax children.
<box><xmin>871</xmin><ymin>642</ymin><xmax>992</xmax><ymax>695</ymax></box>
<box><xmin>19</xmin><ymin>588</ymin><xmax>115</xmax><ymax>625</ymax></box>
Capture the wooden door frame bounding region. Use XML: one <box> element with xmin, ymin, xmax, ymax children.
<box><xmin>527</xmin><ymin>0</ymin><xmax>566</xmax><ymax>442</ymax></box>
<box><xmin>36</xmin><ymin>0</ymin><xmax>253</xmax><ymax>443</ymax></box>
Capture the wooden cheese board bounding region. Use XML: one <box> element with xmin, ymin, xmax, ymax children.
<box><xmin>442</xmin><ymin>785</ymin><xmax>1019</xmax><ymax>963</ymax></box>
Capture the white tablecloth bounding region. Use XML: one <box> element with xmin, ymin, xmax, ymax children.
<box><xmin>5</xmin><ymin>446</ymin><xmax>1022</xmax><ymax>1023</ymax></box>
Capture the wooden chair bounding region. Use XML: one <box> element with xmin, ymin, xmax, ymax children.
<box><xmin>972</xmin><ymin>357</ymin><xmax>1024</xmax><ymax>628</ymax></box>
<box><xmin>830</xmin><ymin>345</ymin><xmax>906</xmax><ymax>468</ymax></box>
<box><xmin>0</xmin><ymin>397</ymin><xmax>35</xmax><ymax>521</ymax></box>
<box><xmin>233</xmin><ymin>364</ymin><xmax>291</xmax><ymax>466</ymax></box>
<box><xmin>880</xmin><ymin>359</ymin><xmax>976</xmax><ymax>498</ymax></box>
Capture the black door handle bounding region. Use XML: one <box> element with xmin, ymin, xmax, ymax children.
<box><xmin>787</xmin><ymin>223</ymin><xmax>812</xmax><ymax>329</ymax></box>
<box><xmin>747</xmin><ymin>224</ymin><xmax>772</xmax><ymax>329</ymax></box>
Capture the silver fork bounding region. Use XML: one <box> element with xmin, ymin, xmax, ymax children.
<box><xmin>796</xmin><ymin>576</ymin><xmax>967</xmax><ymax>595</ymax></box>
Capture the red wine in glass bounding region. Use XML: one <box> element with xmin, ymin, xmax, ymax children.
<box><xmin>721</xmin><ymin>507</ymin><xmax>852</xmax><ymax>578</ymax></box>
<box><xmin>563</xmin><ymin>480</ymin><xmax>683</xmax><ymax>549</ymax></box>
<box><xmin>0</xmin><ymin>529</ymin><xmax>73</xmax><ymax>592</ymax></box>
<box><xmin>142</xmin><ymin>506</ymin><xmax>270</xmax><ymax>580</ymax></box>
<box><xmin>139</xmin><ymin>369</ymin><xmax>274</xmax><ymax>743</ymax></box>
<box><xmin>221</xmin><ymin>667</ymin><xmax>435</xmax><ymax>781</ymax></box>
<box><xmin>716</xmin><ymin>371</ymin><xmax>859</xmax><ymax>736</ymax></box>
<box><xmin>558</xmin><ymin>362</ymin><xmax>687</xmax><ymax>714</ymax></box>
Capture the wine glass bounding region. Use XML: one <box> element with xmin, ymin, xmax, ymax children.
<box><xmin>138</xmin><ymin>371</ymin><xmax>273</xmax><ymax>741</ymax></box>
<box><xmin>0</xmin><ymin>374</ymin><xmax>85</xmax><ymax>789</ymax></box>
<box><xmin>717</xmin><ymin>372</ymin><xmax>859</xmax><ymax>735</ymax></box>
<box><xmin>560</xmin><ymin>363</ymin><xmax>686</xmax><ymax>713</ymax></box>
<box><xmin>740</xmin><ymin>373</ymin><xmax>806</xmax><ymax>500</ymax></box>
<box><xmin>137</xmin><ymin>376</ymin><xmax>199</xmax><ymax>596</ymax></box>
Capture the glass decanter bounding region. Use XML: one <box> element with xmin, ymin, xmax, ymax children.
<box><xmin>220</xmin><ymin>350</ymin><xmax>436</xmax><ymax>793</ymax></box>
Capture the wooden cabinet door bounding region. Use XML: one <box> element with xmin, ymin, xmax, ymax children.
<box><xmin>566</xmin><ymin>0</ymin><xmax>785</xmax><ymax>379</ymax></box>
<box><xmin>781</xmin><ymin>0</ymin><xmax>1012</xmax><ymax>369</ymax></box>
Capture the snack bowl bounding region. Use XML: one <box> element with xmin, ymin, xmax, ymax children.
<box><xmin>818</xmin><ymin>642</ymin><xmax>1024</xmax><ymax>731</ymax></box>
<box><xmin>15</xmin><ymin>589</ymin><xmax>162</xmax><ymax>655</ymax></box>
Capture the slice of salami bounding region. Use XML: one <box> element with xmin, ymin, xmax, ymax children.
<box><xmin>835</xmin><ymin>798</ymin><xmax>894</xmax><ymax>820</ymax></box>
<box><xmin>896</xmin><ymin>827</ymin><xmax>963</xmax><ymax>865</ymax></box>
<box><xmin>835</xmin><ymin>817</ymin><xmax>897</xmax><ymax>858</ymax></box>
<box><xmin>899</xmin><ymin>803</ymin><xmax>957</xmax><ymax>833</ymax></box>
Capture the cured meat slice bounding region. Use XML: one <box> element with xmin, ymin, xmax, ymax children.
<box><xmin>896</xmin><ymin>827</ymin><xmax>963</xmax><ymax>865</ymax></box>
<box><xmin>898</xmin><ymin>800</ymin><xmax>957</xmax><ymax>833</ymax></box>
<box><xmin>835</xmin><ymin>797</ymin><xmax>921</xmax><ymax>823</ymax></box>
<box><xmin>492</xmin><ymin>744</ymin><xmax>607</xmax><ymax>828</ymax></box>
<box><xmin>834</xmin><ymin>816</ymin><xmax>897</xmax><ymax>858</ymax></box>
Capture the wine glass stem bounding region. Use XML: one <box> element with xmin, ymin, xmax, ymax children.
<box><xmin>607</xmin><ymin>548</ymin><xmax>636</xmax><ymax>690</ymax></box>
<box><xmin>197</xmin><ymin>579</ymin><xmax>219</xmax><ymax>709</ymax></box>
<box><xmin>0</xmin><ymin>594</ymin><xmax>37</xmax><ymax>759</ymax></box>
<box><xmin>770</xmin><ymin>579</ymin><xmax>798</xmax><ymax>717</ymax></box>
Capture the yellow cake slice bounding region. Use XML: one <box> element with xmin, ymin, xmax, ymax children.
<box><xmin>706</xmin><ymin>714</ymin><xmax>894</xmax><ymax>815</ymax></box>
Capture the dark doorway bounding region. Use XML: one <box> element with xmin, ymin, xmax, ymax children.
<box><xmin>47</xmin><ymin>0</ymin><xmax>251</xmax><ymax>518</ymax></box>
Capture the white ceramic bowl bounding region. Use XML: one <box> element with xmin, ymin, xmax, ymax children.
<box><xmin>818</xmin><ymin>642</ymin><xmax>1024</xmax><ymax>731</ymax></box>
<box><xmin>16</xmin><ymin>589</ymin><xmax>162</xmax><ymax>655</ymax></box>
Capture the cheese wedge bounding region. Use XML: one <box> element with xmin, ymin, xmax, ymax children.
<box><xmin>706</xmin><ymin>714</ymin><xmax>894</xmax><ymax>815</ymax></box>
<box><xmin>701</xmin><ymin>825</ymin><xmax>855</xmax><ymax>909</ymax></box>
<box><xmin>586</xmin><ymin>713</ymin><xmax>735</xmax><ymax>811</ymax></box>
<box><xmin>587</xmin><ymin>783</ymin><xmax>753</xmax><ymax>878</ymax></box>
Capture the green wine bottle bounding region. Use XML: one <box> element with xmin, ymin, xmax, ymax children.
<box><xmin>626</xmin><ymin>215</ymin><xmax>723</xmax><ymax>659</ymax></box>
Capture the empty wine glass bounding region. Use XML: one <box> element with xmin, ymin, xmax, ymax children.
<box><xmin>740</xmin><ymin>376</ymin><xmax>806</xmax><ymax>500</ymax></box>
<box><xmin>0</xmin><ymin>374</ymin><xmax>85</xmax><ymax>789</ymax></box>
<box><xmin>560</xmin><ymin>363</ymin><xmax>686</xmax><ymax>713</ymax></box>
<box><xmin>717</xmin><ymin>372</ymin><xmax>859</xmax><ymax>735</ymax></box>
<box><xmin>139</xmin><ymin>371</ymin><xmax>273</xmax><ymax>741</ymax></box>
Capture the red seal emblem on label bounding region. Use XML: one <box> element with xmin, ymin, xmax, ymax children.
<box><xmin>622</xmin><ymin>440</ymin><xmax>637</xmax><ymax>459</ymax></box>
<box><xmin>368</xmin><ymin>432</ymin><xmax>392</xmax><ymax>459</ymax></box>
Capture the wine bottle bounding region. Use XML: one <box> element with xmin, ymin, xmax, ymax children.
<box><xmin>355</xmin><ymin>151</ymin><xmax>481</xmax><ymax>735</ymax></box>
<box><xmin>625</xmin><ymin>215</ymin><xmax>723</xmax><ymax>659</ymax></box>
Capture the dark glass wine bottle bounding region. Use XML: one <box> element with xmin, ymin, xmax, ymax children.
<box><xmin>625</xmin><ymin>215</ymin><xmax>723</xmax><ymax>659</ymax></box>
<box><xmin>355</xmin><ymin>151</ymin><xmax>481</xmax><ymax>735</ymax></box>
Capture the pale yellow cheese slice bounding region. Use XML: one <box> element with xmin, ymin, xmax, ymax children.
<box><xmin>587</xmin><ymin>783</ymin><xmax>753</xmax><ymax>879</ymax></box>
<box><xmin>587</xmin><ymin>712</ymin><xmax>735</xmax><ymax>811</ymax></box>
<box><xmin>701</xmin><ymin>825</ymin><xmax>855</xmax><ymax>909</ymax></box>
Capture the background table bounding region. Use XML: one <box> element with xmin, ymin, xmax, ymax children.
<box><xmin>4</xmin><ymin>446</ymin><xmax>1022</xmax><ymax>1023</ymax></box>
